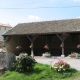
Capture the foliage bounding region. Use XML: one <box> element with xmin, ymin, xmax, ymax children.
<box><xmin>76</xmin><ymin>53</ymin><xmax>80</xmax><ymax>59</ymax></box>
<box><xmin>51</xmin><ymin>60</ymin><xmax>70</xmax><ymax>73</ymax></box>
<box><xmin>0</xmin><ymin>63</ymin><xmax>79</xmax><ymax>80</ymax></box>
<box><xmin>42</xmin><ymin>52</ymin><xmax>51</xmax><ymax>57</ymax></box>
<box><xmin>16</xmin><ymin>46</ymin><xmax>22</xmax><ymax>50</ymax></box>
<box><xmin>12</xmin><ymin>53</ymin><xmax>36</xmax><ymax>73</ymax></box>
<box><xmin>44</xmin><ymin>44</ymin><xmax>49</xmax><ymax>50</ymax></box>
<box><xmin>77</xmin><ymin>44</ymin><xmax>80</xmax><ymax>49</ymax></box>
<box><xmin>68</xmin><ymin>52</ymin><xmax>80</xmax><ymax>59</ymax></box>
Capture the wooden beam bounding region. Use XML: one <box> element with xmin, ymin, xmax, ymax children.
<box><xmin>56</xmin><ymin>34</ymin><xmax>62</xmax><ymax>41</ymax></box>
<box><xmin>27</xmin><ymin>35</ymin><xmax>38</xmax><ymax>42</ymax></box>
<box><xmin>27</xmin><ymin>35</ymin><xmax>32</xmax><ymax>42</ymax></box>
<box><xmin>56</xmin><ymin>33</ymin><xmax>69</xmax><ymax>57</ymax></box>
<box><xmin>27</xmin><ymin>35</ymin><xmax>38</xmax><ymax>58</ymax></box>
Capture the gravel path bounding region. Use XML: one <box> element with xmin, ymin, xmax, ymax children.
<box><xmin>34</xmin><ymin>57</ymin><xmax>80</xmax><ymax>71</ymax></box>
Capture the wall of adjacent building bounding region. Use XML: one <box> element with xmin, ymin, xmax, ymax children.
<box><xmin>0</xmin><ymin>26</ymin><xmax>11</xmax><ymax>41</ymax></box>
<box><xmin>0</xmin><ymin>25</ymin><xmax>11</xmax><ymax>48</ymax></box>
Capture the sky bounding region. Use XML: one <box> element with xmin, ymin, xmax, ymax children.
<box><xmin>0</xmin><ymin>0</ymin><xmax>80</xmax><ymax>27</ymax></box>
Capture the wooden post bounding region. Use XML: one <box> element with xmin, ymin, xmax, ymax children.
<box><xmin>62</xmin><ymin>42</ymin><xmax>64</xmax><ymax>56</ymax></box>
<box><xmin>56</xmin><ymin>33</ymin><xmax>69</xmax><ymax>57</ymax></box>
<box><xmin>27</xmin><ymin>35</ymin><xmax>38</xmax><ymax>58</ymax></box>
<box><xmin>31</xmin><ymin>42</ymin><xmax>34</xmax><ymax>58</ymax></box>
<box><xmin>61</xmin><ymin>35</ymin><xmax>65</xmax><ymax>57</ymax></box>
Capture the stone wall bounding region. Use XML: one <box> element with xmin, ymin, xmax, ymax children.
<box><xmin>0</xmin><ymin>52</ymin><xmax>15</xmax><ymax>69</ymax></box>
<box><xmin>6</xmin><ymin>36</ymin><xmax>30</xmax><ymax>55</ymax></box>
<box><xmin>0</xmin><ymin>41</ymin><xmax>3</xmax><ymax>48</ymax></box>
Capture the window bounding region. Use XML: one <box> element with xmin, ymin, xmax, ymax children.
<box><xmin>5</xmin><ymin>28</ymin><xmax>6</xmax><ymax>30</ymax></box>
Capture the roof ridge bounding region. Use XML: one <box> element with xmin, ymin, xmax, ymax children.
<box><xmin>18</xmin><ymin>18</ymin><xmax>80</xmax><ymax>25</ymax></box>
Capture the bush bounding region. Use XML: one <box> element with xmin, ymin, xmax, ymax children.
<box><xmin>51</xmin><ymin>60</ymin><xmax>70</xmax><ymax>73</ymax></box>
<box><xmin>76</xmin><ymin>53</ymin><xmax>80</xmax><ymax>59</ymax></box>
<box><xmin>68</xmin><ymin>52</ymin><xmax>80</xmax><ymax>59</ymax></box>
<box><xmin>12</xmin><ymin>53</ymin><xmax>36</xmax><ymax>73</ymax></box>
<box><xmin>42</xmin><ymin>52</ymin><xmax>51</xmax><ymax>57</ymax></box>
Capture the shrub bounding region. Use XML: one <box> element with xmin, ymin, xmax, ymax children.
<box><xmin>42</xmin><ymin>52</ymin><xmax>51</xmax><ymax>57</ymax></box>
<box><xmin>76</xmin><ymin>53</ymin><xmax>80</xmax><ymax>59</ymax></box>
<box><xmin>51</xmin><ymin>60</ymin><xmax>70</xmax><ymax>73</ymax></box>
<box><xmin>68</xmin><ymin>52</ymin><xmax>80</xmax><ymax>59</ymax></box>
<box><xmin>12</xmin><ymin>53</ymin><xmax>36</xmax><ymax>73</ymax></box>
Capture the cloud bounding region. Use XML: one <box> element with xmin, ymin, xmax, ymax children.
<box><xmin>0</xmin><ymin>10</ymin><xmax>30</xmax><ymax>26</ymax></box>
<box><xmin>0</xmin><ymin>10</ymin><xmax>42</xmax><ymax>26</ymax></box>
<box><xmin>28</xmin><ymin>15</ymin><xmax>41</xmax><ymax>20</ymax></box>
<box><xmin>76</xmin><ymin>17</ymin><xmax>80</xmax><ymax>18</ymax></box>
<box><xmin>74</xmin><ymin>0</ymin><xmax>80</xmax><ymax>2</ymax></box>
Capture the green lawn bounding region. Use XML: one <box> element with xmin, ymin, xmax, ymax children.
<box><xmin>0</xmin><ymin>63</ymin><xmax>80</xmax><ymax>80</ymax></box>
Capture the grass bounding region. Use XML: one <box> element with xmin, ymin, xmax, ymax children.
<box><xmin>0</xmin><ymin>63</ymin><xmax>80</xmax><ymax>80</ymax></box>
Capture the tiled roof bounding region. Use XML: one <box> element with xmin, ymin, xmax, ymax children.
<box><xmin>0</xmin><ymin>23</ymin><xmax>12</xmax><ymax>28</ymax></box>
<box><xmin>3</xmin><ymin>18</ymin><xmax>80</xmax><ymax>35</ymax></box>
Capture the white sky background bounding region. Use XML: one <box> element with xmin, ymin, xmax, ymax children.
<box><xmin>0</xmin><ymin>0</ymin><xmax>80</xmax><ymax>26</ymax></box>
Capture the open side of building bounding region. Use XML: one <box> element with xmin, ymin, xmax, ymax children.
<box><xmin>2</xmin><ymin>18</ymin><xmax>80</xmax><ymax>57</ymax></box>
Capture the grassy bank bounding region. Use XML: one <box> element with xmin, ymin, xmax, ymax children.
<box><xmin>0</xmin><ymin>63</ymin><xmax>80</xmax><ymax>80</ymax></box>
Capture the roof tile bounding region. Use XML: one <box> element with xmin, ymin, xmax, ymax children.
<box><xmin>3</xmin><ymin>18</ymin><xmax>80</xmax><ymax>35</ymax></box>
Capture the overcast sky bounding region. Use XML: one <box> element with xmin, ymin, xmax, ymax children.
<box><xmin>0</xmin><ymin>0</ymin><xmax>80</xmax><ymax>26</ymax></box>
